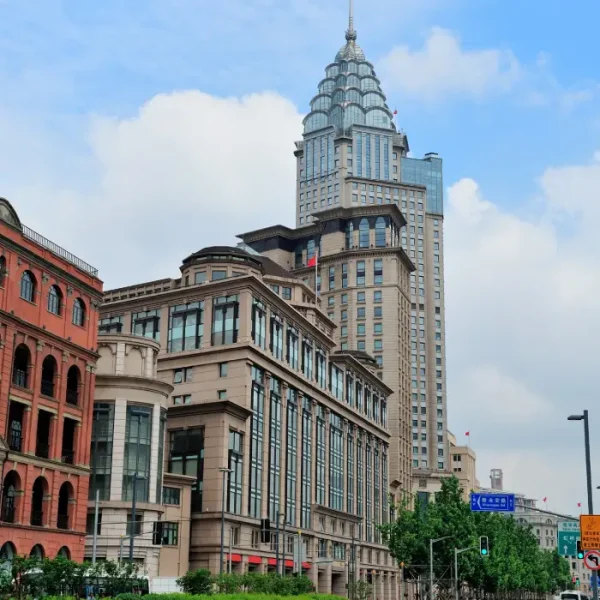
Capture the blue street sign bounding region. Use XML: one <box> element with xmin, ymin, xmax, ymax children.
<box><xmin>470</xmin><ymin>493</ymin><xmax>515</xmax><ymax>512</ymax></box>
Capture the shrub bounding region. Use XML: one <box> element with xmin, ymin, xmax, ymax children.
<box><xmin>116</xmin><ymin>594</ymin><xmax>143</xmax><ymax>600</ymax></box>
<box><xmin>176</xmin><ymin>568</ymin><xmax>213</xmax><ymax>595</ymax></box>
<box><xmin>214</xmin><ymin>573</ymin><xmax>245</xmax><ymax>593</ymax></box>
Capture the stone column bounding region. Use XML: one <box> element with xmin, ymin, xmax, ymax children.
<box><xmin>311</xmin><ymin>400</ymin><xmax>318</xmax><ymax>506</ymax></box>
<box><xmin>261</xmin><ymin>372</ymin><xmax>272</xmax><ymax>519</ymax></box>
<box><xmin>324</xmin><ymin>408</ymin><xmax>330</xmax><ymax>507</ymax></box>
<box><xmin>22</xmin><ymin>406</ymin><xmax>32</xmax><ymax>455</ymax></box>
<box><xmin>308</xmin><ymin>537</ymin><xmax>318</xmax><ymax>589</ymax></box>
<box><xmin>295</xmin><ymin>392</ymin><xmax>304</xmax><ymax>528</ymax></box>
<box><xmin>342</xmin><ymin>420</ymin><xmax>349</xmax><ymax>505</ymax></box>
<box><xmin>279</xmin><ymin>382</ymin><xmax>288</xmax><ymax>521</ymax></box>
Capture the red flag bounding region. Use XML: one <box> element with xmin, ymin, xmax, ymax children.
<box><xmin>393</xmin><ymin>109</ymin><xmax>398</xmax><ymax>115</ymax></box>
<box><xmin>578</xmin><ymin>502</ymin><xmax>582</xmax><ymax>508</ymax></box>
<box><xmin>307</xmin><ymin>256</ymin><xmax>317</xmax><ymax>267</ymax></box>
<box><xmin>465</xmin><ymin>431</ymin><xmax>470</xmax><ymax>437</ymax></box>
<box><xmin>543</xmin><ymin>497</ymin><xmax>547</xmax><ymax>503</ymax></box>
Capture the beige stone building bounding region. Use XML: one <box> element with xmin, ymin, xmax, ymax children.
<box><xmin>86</xmin><ymin>333</ymin><xmax>192</xmax><ymax>578</ymax></box>
<box><xmin>292</xmin><ymin>13</ymin><xmax>448</xmax><ymax>483</ymax></box>
<box><xmin>98</xmin><ymin>246</ymin><xmax>400</xmax><ymax>597</ymax></box>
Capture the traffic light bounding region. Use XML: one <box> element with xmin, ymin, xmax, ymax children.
<box><xmin>479</xmin><ymin>536</ymin><xmax>489</xmax><ymax>557</ymax></box>
<box><xmin>577</xmin><ymin>540</ymin><xmax>584</xmax><ymax>560</ymax></box>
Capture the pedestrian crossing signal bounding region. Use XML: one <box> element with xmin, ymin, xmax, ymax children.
<box><xmin>480</xmin><ymin>536</ymin><xmax>489</xmax><ymax>557</ymax></box>
<box><xmin>577</xmin><ymin>540</ymin><xmax>584</xmax><ymax>560</ymax></box>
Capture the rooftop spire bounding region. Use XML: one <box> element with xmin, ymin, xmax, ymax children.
<box><xmin>346</xmin><ymin>0</ymin><xmax>357</xmax><ymax>41</ymax></box>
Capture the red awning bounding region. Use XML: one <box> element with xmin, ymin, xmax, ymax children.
<box><xmin>302</xmin><ymin>562</ymin><xmax>311</xmax><ymax>569</ymax></box>
<box><xmin>267</xmin><ymin>558</ymin><xmax>276</xmax><ymax>566</ymax></box>
<box><xmin>248</xmin><ymin>555</ymin><xmax>262</xmax><ymax>565</ymax></box>
<box><xmin>226</xmin><ymin>554</ymin><xmax>242</xmax><ymax>563</ymax></box>
<box><xmin>284</xmin><ymin>559</ymin><xmax>293</xmax><ymax>567</ymax></box>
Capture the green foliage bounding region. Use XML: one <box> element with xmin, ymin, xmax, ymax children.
<box><xmin>242</xmin><ymin>573</ymin><xmax>315</xmax><ymax>595</ymax></box>
<box><xmin>116</xmin><ymin>594</ymin><xmax>145</xmax><ymax>600</ymax></box>
<box><xmin>381</xmin><ymin>477</ymin><xmax>573</xmax><ymax>594</ymax></box>
<box><xmin>177</xmin><ymin>568</ymin><xmax>213</xmax><ymax>594</ymax></box>
<box><xmin>347</xmin><ymin>579</ymin><xmax>372</xmax><ymax>600</ymax></box>
<box><xmin>214</xmin><ymin>573</ymin><xmax>245</xmax><ymax>594</ymax></box>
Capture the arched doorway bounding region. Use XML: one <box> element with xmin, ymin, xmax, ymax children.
<box><xmin>0</xmin><ymin>542</ymin><xmax>16</xmax><ymax>566</ymax></box>
<box><xmin>1</xmin><ymin>471</ymin><xmax>20</xmax><ymax>523</ymax></box>
<box><xmin>57</xmin><ymin>481</ymin><xmax>73</xmax><ymax>530</ymax></box>
<box><xmin>29</xmin><ymin>544</ymin><xmax>44</xmax><ymax>559</ymax></box>
<box><xmin>56</xmin><ymin>546</ymin><xmax>70</xmax><ymax>559</ymax></box>
<box><xmin>30</xmin><ymin>477</ymin><xmax>47</xmax><ymax>526</ymax></box>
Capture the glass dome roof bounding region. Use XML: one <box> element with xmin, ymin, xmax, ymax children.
<box><xmin>303</xmin><ymin>26</ymin><xmax>395</xmax><ymax>135</ymax></box>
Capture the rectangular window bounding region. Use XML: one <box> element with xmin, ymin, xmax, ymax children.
<box><xmin>282</xmin><ymin>287</ymin><xmax>292</xmax><ymax>300</ymax></box>
<box><xmin>212</xmin><ymin>294</ymin><xmax>239</xmax><ymax>345</ymax></box>
<box><xmin>301</xmin><ymin>399</ymin><xmax>313</xmax><ymax>528</ymax></box>
<box><xmin>251</xmin><ymin>298</ymin><xmax>267</xmax><ymax>349</ymax></box>
<box><xmin>347</xmin><ymin>432</ymin><xmax>354</xmax><ymax>513</ymax></box>
<box><xmin>357</xmin><ymin>438</ymin><xmax>363</xmax><ymax>538</ymax></box>
<box><xmin>329</xmin><ymin>364</ymin><xmax>344</xmax><ymax>400</ymax></box>
<box><xmin>89</xmin><ymin>403</ymin><xmax>114</xmax><ymax>501</ymax></box>
<box><xmin>316</xmin><ymin>406</ymin><xmax>326</xmax><ymax>505</ymax></box>
<box><xmin>268</xmin><ymin>378</ymin><xmax>282</xmax><ymax>521</ymax></box>
<box><xmin>122</xmin><ymin>406</ymin><xmax>152</xmax><ymax>502</ymax></box>
<box><xmin>169</xmin><ymin>428</ymin><xmax>204</xmax><ymax>511</ymax></box>
<box><xmin>249</xmin><ymin>367</ymin><xmax>265</xmax><ymax>518</ymax></box>
<box><xmin>374</xmin><ymin>259</ymin><xmax>383</xmax><ymax>285</ymax></box>
<box><xmin>228</xmin><ymin>430</ymin><xmax>243</xmax><ymax>514</ymax></box>
<box><xmin>168</xmin><ymin>302</ymin><xmax>204</xmax><ymax>352</ymax></box>
<box><xmin>357</xmin><ymin>292</ymin><xmax>365</xmax><ymax>303</ymax></box>
<box><xmin>316</xmin><ymin>348</ymin><xmax>327</xmax><ymax>388</ymax></box>
<box><xmin>99</xmin><ymin>316</ymin><xmax>123</xmax><ymax>334</ymax></box>
<box><xmin>270</xmin><ymin>313</ymin><xmax>284</xmax><ymax>360</ymax></box>
<box><xmin>346</xmin><ymin>373</ymin><xmax>354</xmax><ymax>406</ymax></box>
<box><xmin>357</xmin><ymin>307</ymin><xmax>366</xmax><ymax>319</ymax></box>
<box><xmin>342</xmin><ymin>263</ymin><xmax>348</xmax><ymax>289</ymax></box>
<box><xmin>162</xmin><ymin>486</ymin><xmax>181</xmax><ymax>505</ymax></box>
<box><xmin>212</xmin><ymin>269</ymin><xmax>227</xmax><ymax>281</ymax></box>
<box><xmin>374</xmin><ymin>323</ymin><xmax>383</xmax><ymax>334</ymax></box>
<box><xmin>366</xmin><ymin>442</ymin><xmax>373</xmax><ymax>542</ymax></box>
<box><xmin>341</xmin><ymin>293</ymin><xmax>348</xmax><ymax>304</ymax></box>
<box><xmin>219</xmin><ymin>362</ymin><xmax>228</xmax><ymax>377</ymax></box>
<box><xmin>357</xmin><ymin>323</ymin><xmax>366</xmax><ymax>335</ymax></box>
<box><xmin>173</xmin><ymin>368</ymin><xmax>193</xmax><ymax>384</ymax></box>
<box><xmin>86</xmin><ymin>511</ymin><xmax>102</xmax><ymax>535</ymax></box>
<box><xmin>194</xmin><ymin>271</ymin><xmax>206</xmax><ymax>284</ymax></box>
<box><xmin>341</xmin><ymin>309</ymin><xmax>348</xmax><ymax>321</ymax></box>
<box><xmin>126</xmin><ymin>513</ymin><xmax>142</xmax><ymax>537</ymax></box>
<box><xmin>286</xmin><ymin>388</ymin><xmax>298</xmax><ymax>526</ymax></box>
<box><xmin>132</xmin><ymin>309</ymin><xmax>160</xmax><ymax>341</ymax></box>
<box><xmin>374</xmin><ymin>306</ymin><xmax>382</xmax><ymax>318</ymax></box>
<box><xmin>173</xmin><ymin>395</ymin><xmax>191</xmax><ymax>405</ymax></box>
<box><xmin>329</xmin><ymin>266</ymin><xmax>335</xmax><ymax>290</ymax></box>
<box><xmin>356</xmin><ymin>261</ymin><xmax>365</xmax><ymax>287</ymax></box>
<box><xmin>302</xmin><ymin>339</ymin><xmax>314</xmax><ymax>380</ymax></box>
<box><xmin>286</xmin><ymin>325</ymin><xmax>299</xmax><ymax>369</ymax></box>
<box><xmin>329</xmin><ymin>413</ymin><xmax>343</xmax><ymax>511</ymax></box>
<box><xmin>153</xmin><ymin>521</ymin><xmax>179</xmax><ymax>546</ymax></box>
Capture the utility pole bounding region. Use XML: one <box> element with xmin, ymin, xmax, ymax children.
<box><xmin>276</xmin><ymin>511</ymin><xmax>281</xmax><ymax>575</ymax></box>
<box><xmin>429</xmin><ymin>536</ymin><xmax>451</xmax><ymax>600</ymax></box>
<box><xmin>454</xmin><ymin>545</ymin><xmax>478</xmax><ymax>600</ymax></box>
<box><xmin>92</xmin><ymin>489</ymin><xmax>100</xmax><ymax>565</ymax></box>
<box><xmin>119</xmin><ymin>535</ymin><xmax>125</xmax><ymax>563</ymax></box>
<box><xmin>219</xmin><ymin>467</ymin><xmax>231</xmax><ymax>576</ymax></box>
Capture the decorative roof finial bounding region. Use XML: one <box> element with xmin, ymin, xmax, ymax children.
<box><xmin>346</xmin><ymin>0</ymin><xmax>357</xmax><ymax>41</ymax></box>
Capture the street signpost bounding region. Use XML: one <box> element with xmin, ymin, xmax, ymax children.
<box><xmin>581</xmin><ymin>515</ymin><xmax>600</xmax><ymax>550</ymax></box>
<box><xmin>584</xmin><ymin>551</ymin><xmax>600</xmax><ymax>571</ymax></box>
<box><xmin>470</xmin><ymin>493</ymin><xmax>515</xmax><ymax>513</ymax></box>
<box><xmin>558</xmin><ymin>521</ymin><xmax>581</xmax><ymax>557</ymax></box>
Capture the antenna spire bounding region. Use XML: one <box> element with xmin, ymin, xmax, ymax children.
<box><xmin>346</xmin><ymin>0</ymin><xmax>357</xmax><ymax>41</ymax></box>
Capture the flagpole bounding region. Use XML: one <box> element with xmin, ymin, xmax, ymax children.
<box><xmin>315</xmin><ymin>248</ymin><xmax>319</xmax><ymax>299</ymax></box>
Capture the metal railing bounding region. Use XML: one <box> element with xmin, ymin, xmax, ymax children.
<box><xmin>12</xmin><ymin>369</ymin><xmax>28</xmax><ymax>388</ymax></box>
<box><xmin>41</xmin><ymin>379</ymin><xmax>54</xmax><ymax>397</ymax></box>
<box><xmin>22</xmin><ymin>224</ymin><xmax>98</xmax><ymax>277</ymax></box>
<box><xmin>66</xmin><ymin>388</ymin><xmax>79</xmax><ymax>405</ymax></box>
<box><xmin>8</xmin><ymin>427</ymin><xmax>22</xmax><ymax>452</ymax></box>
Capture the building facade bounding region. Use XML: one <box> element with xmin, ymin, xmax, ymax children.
<box><xmin>292</xmin><ymin>12</ymin><xmax>447</xmax><ymax>482</ymax></box>
<box><xmin>0</xmin><ymin>197</ymin><xmax>103</xmax><ymax>562</ymax></box>
<box><xmin>99</xmin><ymin>246</ymin><xmax>399</xmax><ymax>597</ymax></box>
<box><xmin>85</xmin><ymin>333</ymin><xmax>192</xmax><ymax>578</ymax></box>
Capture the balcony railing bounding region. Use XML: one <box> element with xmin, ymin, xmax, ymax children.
<box><xmin>61</xmin><ymin>450</ymin><xmax>74</xmax><ymax>464</ymax></box>
<box><xmin>22</xmin><ymin>224</ymin><xmax>98</xmax><ymax>277</ymax></box>
<box><xmin>57</xmin><ymin>514</ymin><xmax>69</xmax><ymax>530</ymax></box>
<box><xmin>8</xmin><ymin>426</ymin><xmax>22</xmax><ymax>452</ymax></box>
<box><xmin>66</xmin><ymin>389</ymin><xmax>79</xmax><ymax>405</ymax></box>
<box><xmin>40</xmin><ymin>379</ymin><xmax>54</xmax><ymax>397</ymax></box>
<box><xmin>30</xmin><ymin>511</ymin><xmax>43</xmax><ymax>526</ymax></box>
<box><xmin>35</xmin><ymin>441</ymin><xmax>49</xmax><ymax>459</ymax></box>
<box><xmin>12</xmin><ymin>369</ymin><xmax>28</xmax><ymax>388</ymax></box>
<box><xmin>1</xmin><ymin>504</ymin><xmax>15</xmax><ymax>523</ymax></box>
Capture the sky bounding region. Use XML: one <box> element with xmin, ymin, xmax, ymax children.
<box><xmin>1</xmin><ymin>0</ymin><xmax>600</xmax><ymax>516</ymax></box>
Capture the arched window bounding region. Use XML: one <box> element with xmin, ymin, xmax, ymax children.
<box><xmin>41</xmin><ymin>355</ymin><xmax>57</xmax><ymax>397</ymax></box>
<box><xmin>345</xmin><ymin>221</ymin><xmax>354</xmax><ymax>249</ymax></box>
<box><xmin>1</xmin><ymin>471</ymin><xmax>20</xmax><ymax>523</ymax></box>
<box><xmin>56</xmin><ymin>546</ymin><xmax>71</xmax><ymax>559</ymax></box>
<box><xmin>0</xmin><ymin>256</ymin><xmax>6</xmax><ymax>288</ymax></box>
<box><xmin>29</xmin><ymin>544</ymin><xmax>44</xmax><ymax>559</ymax></box>
<box><xmin>375</xmin><ymin>217</ymin><xmax>387</xmax><ymax>247</ymax></box>
<box><xmin>359</xmin><ymin>218</ymin><xmax>370</xmax><ymax>248</ymax></box>
<box><xmin>47</xmin><ymin>285</ymin><xmax>62</xmax><ymax>315</ymax></box>
<box><xmin>66</xmin><ymin>365</ymin><xmax>80</xmax><ymax>405</ymax></box>
<box><xmin>57</xmin><ymin>482</ymin><xmax>73</xmax><ymax>530</ymax></box>
<box><xmin>72</xmin><ymin>298</ymin><xmax>86</xmax><ymax>327</ymax></box>
<box><xmin>0</xmin><ymin>542</ymin><xmax>16</xmax><ymax>564</ymax></box>
<box><xmin>31</xmin><ymin>477</ymin><xmax>47</xmax><ymax>526</ymax></box>
<box><xmin>20</xmin><ymin>270</ymin><xmax>36</xmax><ymax>302</ymax></box>
<box><xmin>12</xmin><ymin>344</ymin><xmax>30</xmax><ymax>388</ymax></box>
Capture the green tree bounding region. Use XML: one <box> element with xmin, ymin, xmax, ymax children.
<box><xmin>176</xmin><ymin>567</ymin><xmax>213</xmax><ymax>594</ymax></box>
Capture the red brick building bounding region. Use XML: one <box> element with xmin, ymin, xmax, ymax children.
<box><xmin>0</xmin><ymin>198</ymin><xmax>103</xmax><ymax>562</ymax></box>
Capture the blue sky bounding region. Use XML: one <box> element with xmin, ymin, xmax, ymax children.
<box><xmin>2</xmin><ymin>0</ymin><xmax>600</xmax><ymax>512</ymax></box>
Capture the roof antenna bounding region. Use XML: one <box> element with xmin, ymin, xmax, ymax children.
<box><xmin>346</xmin><ymin>0</ymin><xmax>357</xmax><ymax>41</ymax></box>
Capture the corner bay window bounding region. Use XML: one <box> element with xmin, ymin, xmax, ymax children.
<box><xmin>89</xmin><ymin>403</ymin><xmax>114</xmax><ymax>501</ymax></box>
<box><xmin>168</xmin><ymin>302</ymin><xmax>204</xmax><ymax>352</ymax></box>
<box><xmin>270</xmin><ymin>313</ymin><xmax>284</xmax><ymax>360</ymax></box>
<box><xmin>169</xmin><ymin>428</ymin><xmax>204</xmax><ymax>512</ymax></box>
<box><xmin>268</xmin><ymin>378</ymin><xmax>282</xmax><ymax>521</ymax></box>
<box><xmin>286</xmin><ymin>325</ymin><xmax>299</xmax><ymax>369</ymax></box>
<box><xmin>99</xmin><ymin>316</ymin><xmax>122</xmax><ymax>334</ymax></box>
<box><xmin>329</xmin><ymin>413</ymin><xmax>343</xmax><ymax>511</ymax></box>
<box><xmin>302</xmin><ymin>339</ymin><xmax>313</xmax><ymax>380</ymax></box>
<box><xmin>315</xmin><ymin>348</ymin><xmax>326</xmax><ymax>388</ymax></box>
<box><xmin>316</xmin><ymin>406</ymin><xmax>326</xmax><ymax>505</ymax></box>
<box><xmin>286</xmin><ymin>388</ymin><xmax>298</xmax><ymax>526</ymax></box>
<box><xmin>132</xmin><ymin>309</ymin><xmax>160</xmax><ymax>341</ymax></box>
<box><xmin>212</xmin><ymin>294</ymin><xmax>239</xmax><ymax>345</ymax></box>
<box><xmin>301</xmin><ymin>398</ymin><xmax>312</xmax><ymax>529</ymax></box>
<box><xmin>252</xmin><ymin>298</ymin><xmax>267</xmax><ymax>349</ymax></box>
<box><xmin>330</xmin><ymin>364</ymin><xmax>343</xmax><ymax>400</ymax></box>
<box><xmin>228</xmin><ymin>430</ymin><xmax>243</xmax><ymax>514</ymax></box>
<box><xmin>122</xmin><ymin>406</ymin><xmax>152</xmax><ymax>503</ymax></box>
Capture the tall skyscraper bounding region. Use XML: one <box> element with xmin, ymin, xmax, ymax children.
<box><xmin>293</xmin><ymin>4</ymin><xmax>447</xmax><ymax>478</ymax></box>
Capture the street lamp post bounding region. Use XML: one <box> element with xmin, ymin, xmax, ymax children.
<box><xmin>429</xmin><ymin>536</ymin><xmax>451</xmax><ymax>600</ymax></box>
<box><xmin>219</xmin><ymin>467</ymin><xmax>232</xmax><ymax>576</ymax></box>
<box><xmin>568</xmin><ymin>410</ymin><xmax>598</xmax><ymax>600</ymax></box>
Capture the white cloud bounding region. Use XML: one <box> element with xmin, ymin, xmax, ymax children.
<box><xmin>379</xmin><ymin>28</ymin><xmax>522</xmax><ymax>100</ymax></box>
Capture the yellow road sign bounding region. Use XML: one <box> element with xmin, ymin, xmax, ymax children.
<box><xmin>580</xmin><ymin>515</ymin><xmax>600</xmax><ymax>550</ymax></box>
